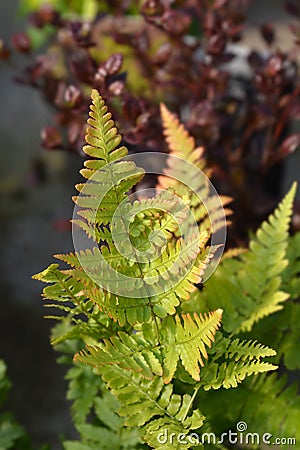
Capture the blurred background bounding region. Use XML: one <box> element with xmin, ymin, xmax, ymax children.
<box><xmin>0</xmin><ymin>0</ymin><xmax>300</xmax><ymax>448</ymax></box>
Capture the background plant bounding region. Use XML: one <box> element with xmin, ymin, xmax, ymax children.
<box><xmin>3</xmin><ymin>0</ymin><xmax>300</xmax><ymax>241</ymax></box>
<box><xmin>0</xmin><ymin>359</ymin><xmax>47</xmax><ymax>450</ymax></box>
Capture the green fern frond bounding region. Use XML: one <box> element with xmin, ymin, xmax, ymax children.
<box><xmin>161</xmin><ymin>310</ymin><xmax>223</xmax><ymax>383</ymax></box>
<box><xmin>143</xmin><ymin>416</ymin><xmax>204</xmax><ymax>450</ymax></box>
<box><xmin>72</xmin><ymin>89</ymin><xmax>144</xmax><ymax>242</ymax></box>
<box><xmin>241</xmin><ymin>373</ymin><xmax>300</xmax><ymax>441</ymax></box>
<box><xmin>250</xmin><ymin>300</ymin><xmax>300</xmax><ymax>370</ymax></box>
<box><xmin>66</xmin><ymin>364</ymin><xmax>102</xmax><ymax>427</ymax></box>
<box><xmin>75</xmin><ymin>309</ymin><xmax>222</xmax><ymax>384</ymax></box>
<box><xmin>34</xmin><ymin>92</ymin><xmax>221</xmax><ymax>331</ymax></box>
<box><xmin>53</xmin><ymin>234</ymin><xmax>212</xmax><ymax>326</ymax></box>
<box><xmin>197</xmin><ymin>372</ymin><xmax>300</xmax><ymax>449</ymax></box>
<box><xmin>32</xmin><ymin>264</ymin><xmax>88</xmax><ymax>312</ymax></box>
<box><xmin>75</xmin><ymin>331</ymin><xmax>163</xmax><ymax>380</ymax></box>
<box><xmin>64</xmin><ymin>369</ymin><xmax>143</xmax><ymax>450</ymax></box>
<box><xmin>200</xmin><ymin>336</ymin><xmax>277</xmax><ymax>390</ymax></box>
<box><xmin>208</xmin><ymin>373</ymin><xmax>300</xmax><ymax>446</ymax></box>
<box><xmin>198</xmin><ymin>184</ymin><xmax>297</xmax><ymax>333</ymax></box>
<box><xmin>32</xmin><ymin>263</ymin><xmax>117</xmax><ymax>345</ymax></box>
<box><xmin>86</xmin><ymin>287</ymin><xmax>152</xmax><ymax>327</ymax></box>
<box><xmin>99</xmin><ymin>364</ymin><xmax>205</xmax><ymax>449</ymax></box>
<box><xmin>237</xmin><ymin>183</ymin><xmax>296</xmax><ymax>331</ymax></box>
<box><xmin>32</xmin><ymin>90</ymin><xmax>286</xmax><ymax>450</ymax></box>
<box><xmin>83</xmin><ymin>89</ymin><xmax>124</xmax><ymax>161</ymax></box>
<box><xmin>51</xmin><ymin>322</ymin><xmax>110</xmax><ymax>346</ymax></box>
<box><xmin>282</xmin><ymin>231</ymin><xmax>300</xmax><ymax>299</ymax></box>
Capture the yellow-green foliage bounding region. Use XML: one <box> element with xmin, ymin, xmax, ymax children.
<box><xmin>189</xmin><ymin>183</ymin><xmax>296</xmax><ymax>334</ymax></box>
<box><xmin>0</xmin><ymin>360</ymin><xmax>31</xmax><ymax>450</ymax></box>
<box><xmin>33</xmin><ymin>90</ymin><xmax>300</xmax><ymax>450</ymax></box>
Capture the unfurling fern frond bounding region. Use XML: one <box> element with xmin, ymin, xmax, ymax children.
<box><xmin>197</xmin><ymin>183</ymin><xmax>297</xmax><ymax>333</ymax></box>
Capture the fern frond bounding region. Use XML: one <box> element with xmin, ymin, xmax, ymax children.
<box><xmin>75</xmin><ymin>331</ymin><xmax>163</xmax><ymax>380</ymax></box>
<box><xmin>249</xmin><ymin>300</ymin><xmax>300</xmax><ymax>370</ymax></box>
<box><xmin>99</xmin><ymin>364</ymin><xmax>205</xmax><ymax>449</ymax></box>
<box><xmin>32</xmin><ymin>264</ymin><xmax>88</xmax><ymax>309</ymax></box>
<box><xmin>158</xmin><ymin>104</ymin><xmax>232</xmax><ymax>232</ymax></box>
<box><xmin>237</xmin><ymin>183</ymin><xmax>296</xmax><ymax>331</ymax></box>
<box><xmin>199</xmin><ymin>184</ymin><xmax>297</xmax><ymax>333</ymax></box>
<box><xmin>161</xmin><ymin>310</ymin><xmax>223</xmax><ymax>383</ymax></box>
<box><xmin>200</xmin><ymin>336</ymin><xmax>277</xmax><ymax>390</ymax></box>
<box><xmin>66</xmin><ymin>364</ymin><xmax>102</xmax><ymax>427</ymax></box>
<box><xmin>64</xmin><ymin>369</ymin><xmax>143</xmax><ymax>450</ymax></box>
<box><xmin>53</xmin><ymin>233</ymin><xmax>212</xmax><ymax>326</ymax></box>
<box><xmin>83</xmin><ymin>89</ymin><xmax>124</xmax><ymax>161</ymax></box>
<box><xmin>241</xmin><ymin>373</ymin><xmax>300</xmax><ymax>440</ymax></box>
<box><xmin>73</xmin><ymin>89</ymin><xmax>144</xmax><ymax>242</ymax></box>
<box><xmin>32</xmin><ymin>263</ymin><xmax>117</xmax><ymax>346</ymax></box>
<box><xmin>160</xmin><ymin>104</ymin><xmax>206</xmax><ymax>169</ymax></box>
<box><xmin>282</xmin><ymin>231</ymin><xmax>300</xmax><ymax>299</ymax></box>
<box><xmin>197</xmin><ymin>372</ymin><xmax>300</xmax><ymax>449</ymax></box>
<box><xmin>207</xmin><ymin>373</ymin><xmax>300</xmax><ymax>444</ymax></box>
<box><xmin>76</xmin><ymin>309</ymin><xmax>222</xmax><ymax>384</ymax></box>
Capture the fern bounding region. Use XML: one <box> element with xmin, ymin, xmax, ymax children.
<box><xmin>33</xmin><ymin>90</ymin><xmax>289</xmax><ymax>450</ymax></box>
<box><xmin>73</xmin><ymin>89</ymin><xmax>144</xmax><ymax>242</ymax></box>
<box><xmin>192</xmin><ymin>184</ymin><xmax>297</xmax><ymax>333</ymax></box>
<box><xmin>63</xmin><ymin>365</ymin><xmax>144</xmax><ymax>450</ymax></box>
<box><xmin>75</xmin><ymin>330</ymin><xmax>164</xmax><ymax>380</ymax></box>
<box><xmin>282</xmin><ymin>231</ymin><xmax>300</xmax><ymax>299</ymax></box>
<box><xmin>199</xmin><ymin>336</ymin><xmax>277</xmax><ymax>390</ymax></box>
<box><xmin>240</xmin><ymin>373</ymin><xmax>300</xmax><ymax>441</ymax></box>
<box><xmin>198</xmin><ymin>372</ymin><xmax>300</xmax><ymax>449</ymax></box>
<box><xmin>99</xmin><ymin>365</ymin><xmax>204</xmax><ymax>449</ymax></box>
<box><xmin>160</xmin><ymin>310</ymin><xmax>223</xmax><ymax>383</ymax></box>
<box><xmin>243</xmin><ymin>295</ymin><xmax>300</xmax><ymax>371</ymax></box>
<box><xmin>32</xmin><ymin>263</ymin><xmax>117</xmax><ymax>345</ymax></box>
<box><xmin>158</xmin><ymin>104</ymin><xmax>232</xmax><ymax>231</ymax></box>
<box><xmin>75</xmin><ymin>309</ymin><xmax>222</xmax><ymax>384</ymax></box>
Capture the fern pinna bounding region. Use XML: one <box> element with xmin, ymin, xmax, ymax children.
<box><xmin>33</xmin><ymin>90</ymin><xmax>296</xmax><ymax>450</ymax></box>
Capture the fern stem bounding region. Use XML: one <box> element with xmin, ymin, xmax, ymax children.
<box><xmin>182</xmin><ymin>384</ymin><xmax>201</xmax><ymax>423</ymax></box>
